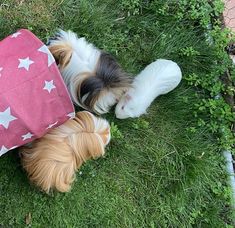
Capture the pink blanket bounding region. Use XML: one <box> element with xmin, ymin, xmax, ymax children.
<box><xmin>0</xmin><ymin>29</ymin><xmax>75</xmax><ymax>156</ymax></box>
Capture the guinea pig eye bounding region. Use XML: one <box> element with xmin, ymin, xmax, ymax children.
<box><xmin>121</xmin><ymin>105</ymin><xmax>124</xmax><ymax>110</ymax></box>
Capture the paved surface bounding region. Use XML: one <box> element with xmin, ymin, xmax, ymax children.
<box><xmin>224</xmin><ymin>0</ymin><xmax>235</xmax><ymax>32</ymax></box>
<box><xmin>224</xmin><ymin>0</ymin><xmax>235</xmax><ymax>63</ymax></box>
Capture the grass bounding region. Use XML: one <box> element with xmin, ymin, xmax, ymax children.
<box><xmin>0</xmin><ymin>0</ymin><xmax>233</xmax><ymax>227</ymax></box>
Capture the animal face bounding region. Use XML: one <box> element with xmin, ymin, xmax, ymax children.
<box><xmin>115</xmin><ymin>89</ymin><xmax>148</xmax><ymax>119</ymax></box>
<box><xmin>115</xmin><ymin>93</ymin><xmax>136</xmax><ymax>119</ymax></box>
<box><xmin>48</xmin><ymin>30</ymin><xmax>133</xmax><ymax>114</ymax></box>
<box><xmin>74</xmin><ymin>52</ymin><xmax>132</xmax><ymax>114</ymax></box>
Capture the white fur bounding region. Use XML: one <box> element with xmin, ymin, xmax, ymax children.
<box><xmin>115</xmin><ymin>59</ymin><xmax>182</xmax><ymax>119</ymax></box>
<box><xmin>94</xmin><ymin>91</ymin><xmax>117</xmax><ymax>114</ymax></box>
<box><xmin>48</xmin><ymin>30</ymin><xmax>101</xmax><ymax>102</ymax></box>
<box><xmin>89</xmin><ymin>111</ymin><xmax>111</xmax><ymax>145</ymax></box>
<box><xmin>49</xmin><ymin>30</ymin><xmax>129</xmax><ymax>114</ymax></box>
<box><xmin>55</xmin><ymin>29</ymin><xmax>100</xmax><ymax>73</ymax></box>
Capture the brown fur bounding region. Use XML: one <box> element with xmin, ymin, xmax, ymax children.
<box><xmin>48</xmin><ymin>43</ymin><xmax>73</xmax><ymax>69</ymax></box>
<box><xmin>48</xmin><ymin>36</ymin><xmax>132</xmax><ymax>114</ymax></box>
<box><xmin>75</xmin><ymin>52</ymin><xmax>133</xmax><ymax>113</ymax></box>
<box><xmin>48</xmin><ymin>30</ymin><xmax>133</xmax><ymax>114</ymax></box>
<box><xmin>20</xmin><ymin>111</ymin><xmax>110</xmax><ymax>193</ymax></box>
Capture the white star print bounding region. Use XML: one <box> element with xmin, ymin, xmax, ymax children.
<box><xmin>18</xmin><ymin>57</ymin><xmax>34</xmax><ymax>71</ymax></box>
<box><xmin>43</xmin><ymin>80</ymin><xmax>56</xmax><ymax>93</ymax></box>
<box><xmin>22</xmin><ymin>132</ymin><xmax>34</xmax><ymax>141</ymax></box>
<box><xmin>46</xmin><ymin>121</ymin><xmax>58</xmax><ymax>129</ymax></box>
<box><xmin>38</xmin><ymin>45</ymin><xmax>55</xmax><ymax>67</ymax></box>
<box><xmin>0</xmin><ymin>145</ymin><xmax>18</xmax><ymax>156</ymax></box>
<box><xmin>67</xmin><ymin>112</ymin><xmax>75</xmax><ymax>119</ymax></box>
<box><xmin>11</xmin><ymin>32</ymin><xmax>21</xmax><ymax>38</ymax></box>
<box><xmin>9</xmin><ymin>145</ymin><xmax>18</xmax><ymax>150</ymax></box>
<box><xmin>0</xmin><ymin>107</ymin><xmax>17</xmax><ymax>129</ymax></box>
<box><xmin>0</xmin><ymin>67</ymin><xmax>3</xmax><ymax>77</ymax></box>
<box><xmin>0</xmin><ymin>146</ymin><xmax>9</xmax><ymax>156</ymax></box>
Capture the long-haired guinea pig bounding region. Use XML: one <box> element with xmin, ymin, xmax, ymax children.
<box><xmin>47</xmin><ymin>30</ymin><xmax>132</xmax><ymax>114</ymax></box>
<box><xmin>115</xmin><ymin>59</ymin><xmax>182</xmax><ymax>119</ymax></box>
<box><xmin>20</xmin><ymin>111</ymin><xmax>111</xmax><ymax>193</ymax></box>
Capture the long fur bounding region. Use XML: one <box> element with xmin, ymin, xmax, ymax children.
<box><xmin>20</xmin><ymin>111</ymin><xmax>111</xmax><ymax>193</ymax></box>
<box><xmin>115</xmin><ymin>59</ymin><xmax>182</xmax><ymax>119</ymax></box>
<box><xmin>48</xmin><ymin>42</ymin><xmax>73</xmax><ymax>69</ymax></box>
<box><xmin>48</xmin><ymin>30</ymin><xmax>132</xmax><ymax>114</ymax></box>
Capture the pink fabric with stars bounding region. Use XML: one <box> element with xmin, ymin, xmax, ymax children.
<box><xmin>0</xmin><ymin>29</ymin><xmax>75</xmax><ymax>156</ymax></box>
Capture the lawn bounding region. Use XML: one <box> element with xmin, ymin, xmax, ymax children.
<box><xmin>0</xmin><ymin>0</ymin><xmax>233</xmax><ymax>227</ymax></box>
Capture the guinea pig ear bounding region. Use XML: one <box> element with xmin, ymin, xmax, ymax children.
<box><xmin>120</xmin><ymin>94</ymin><xmax>132</xmax><ymax>110</ymax></box>
<box><xmin>122</xmin><ymin>94</ymin><xmax>132</xmax><ymax>109</ymax></box>
<box><xmin>48</xmin><ymin>42</ymin><xmax>73</xmax><ymax>69</ymax></box>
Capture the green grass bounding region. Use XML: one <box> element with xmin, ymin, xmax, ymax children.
<box><xmin>0</xmin><ymin>0</ymin><xmax>233</xmax><ymax>227</ymax></box>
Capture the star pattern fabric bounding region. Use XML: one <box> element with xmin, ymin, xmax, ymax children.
<box><xmin>0</xmin><ymin>29</ymin><xmax>75</xmax><ymax>156</ymax></box>
<box><xmin>38</xmin><ymin>45</ymin><xmax>55</xmax><ymax>67</ymax></box>
<box><xmin>22</xmin><ymin>132</ymin><xmax>34</xmax><ymax>141</ymax></box>
<box><xmin>0</xmin><ymin>107</ymin><xmax>17</xmax><ymax>129</ymax></box>
<box><xmin>46</xmin><ymin>121</ymin><xmax>58</xmax><ymax>129</ymax></box>
<box><xmin>67</xmin><ymin>112</ymin><xmax>76</xmax><ymax>119</ymax></box>
<box><xmin>43</xmin><ymin>80</ymin><xmax>56</xmax><ymax>93</ymax></box>
<box><xmin>11</xmin><ymin>32</ymin><xmax>21</xmax><ymax>38</ymax></box>
<box><xmin>0</xmin><ymin>67</ymin><xmax>3</xmax><ymax>77</ymax></box>
<box><xmin>0</xmin><ymin>146</ymin><xmax>9</xmax><ymax>156</ymax></box>
<box><xmin>18</xmin><ymin>57</ymin><xmax>34</xmax><ymax>71</ymax></box>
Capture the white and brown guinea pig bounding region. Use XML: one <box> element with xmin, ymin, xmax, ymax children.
<box><xmin>47</xmin><ymin>30</ymin><xmax>132</xmax><ymax>114</ymax></box>
<box><xmin>115</xmin><ymin>59</ymin><xmax>182</xmax><ymax>119</ymax></box>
